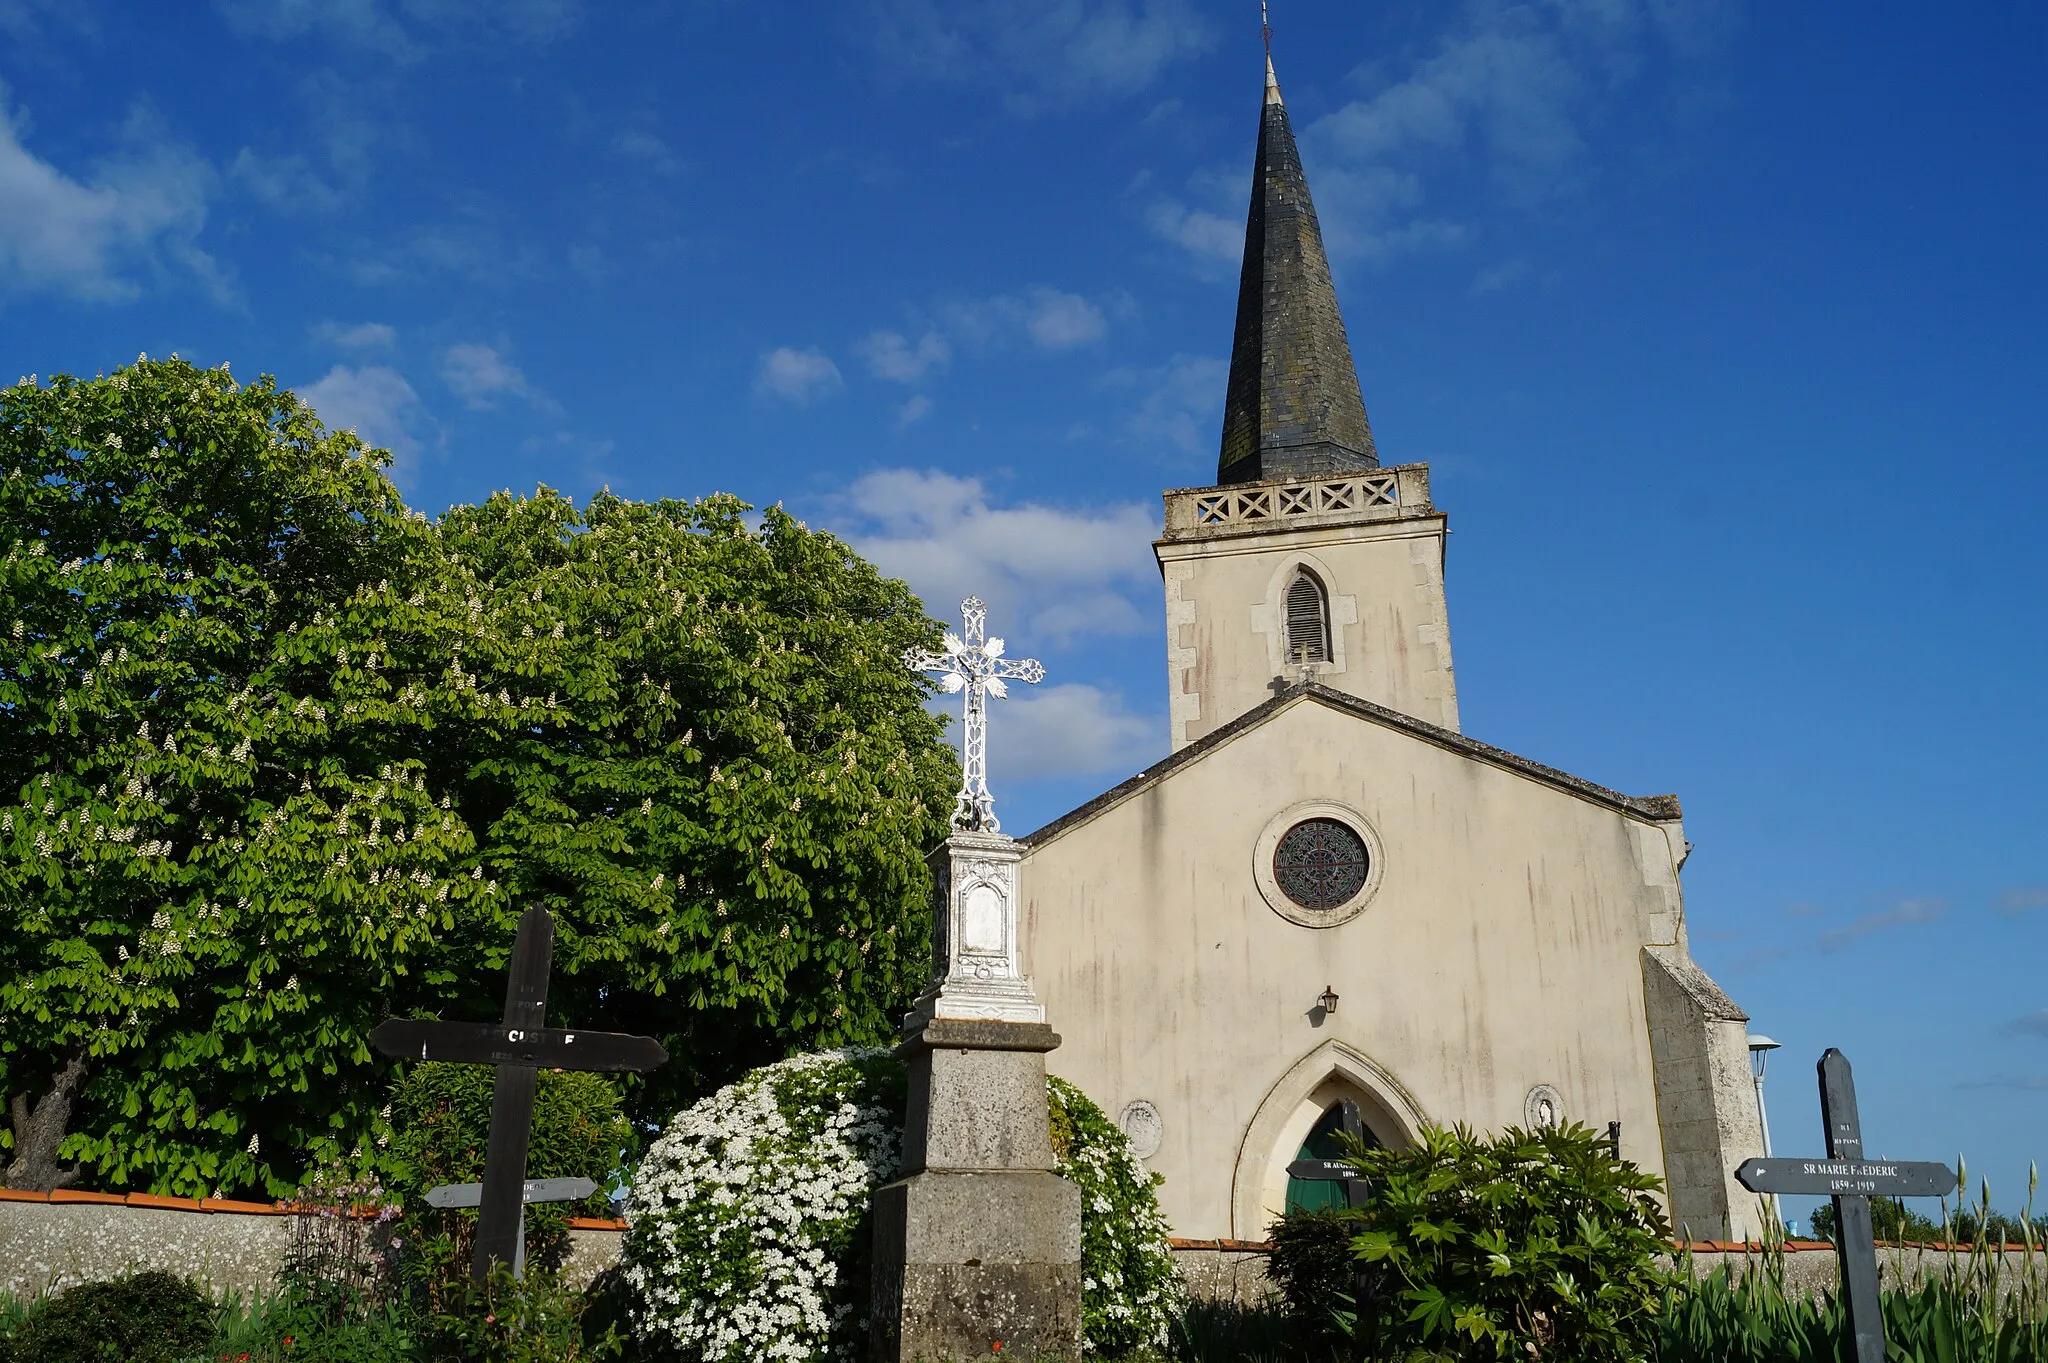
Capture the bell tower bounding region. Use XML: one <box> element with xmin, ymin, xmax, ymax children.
<box><xmin>1155</xmin><ymin>55</ymin><xmax>1458</xmax><ymax>750</ymax></box>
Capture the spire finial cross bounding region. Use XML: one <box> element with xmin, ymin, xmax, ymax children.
<box><xmin>904</xmin><ymin>597</ymin><xmax>1045</xmax><ymax>834</ymax></box>
<box><xmin>1262</xmin><ymin>0</ymin><xmax>1271</xmax><ymax>57</ymax></box>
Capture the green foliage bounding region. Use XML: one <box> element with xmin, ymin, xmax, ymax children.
<box><xmin>1655</xmin><ymin>1263</ymin><xmax>2048</xmax><ymax>1363</ymax></box>
<box><xmin>0</xmin><ymin>358</ymin><xmax>466</xmax><ymax>1196</ymax></box>
<box><xmin>389</xmin><ymin>487</ymin><xmax>956</xmax><ymax>1120</ymax></box>
<box><xmin>1264</xmin><ymin>1208</ymin><xmax>1357</xmax><ymax>1355</ymax></box>
<box><xmin>0</xmin><ymin>1270</ymin><xmax>212</xmax><ymax>1363</ymax></box>
<box><xmin>385</xmin><ymin>1060</ymin><xmax>628</xmax><ymax>1312</ymax></box>
<box><xmin>1047</xmin><ymin>1075</ymin><xmax>1186</xmax><ymax>1355</ymax></box>
<box><xmin>1810</xmin><ymin>1197</ymin><xmax>2045</xmax><ymax>1249</ymax></box>
<box><xmin>413</xmin><ymin>1266</ymin><xmax>622</xmax><ymax>1363</ymax></box>
<box><xmin>211</xmin><ymin>1284</ymin><xmax>419</xmax><ymax>1363</ymax></box>
<box><xmin>1168</xmin><ymin>1297</ymin><xmax>1294</xmax><ymax>1363</ymax></box>
<box><xmin>1336</xmin><ymin>1122</ymin><xmax>1673</xmax><ymax>1362</ymax></box>
<box><xmin>1</xmin><ymin>359</ymin><xmax>956</xmax><ymax>1197</ymax></box>
<box><xmin>1808</xmin><ymin>1197</ymin><xmax>1947</xmax><ymax>1244</ymax></box>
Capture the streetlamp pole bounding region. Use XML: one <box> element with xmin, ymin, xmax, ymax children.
<box><xmin>1749</xmin><ymin>1034</ymin><xmax>1782</xmax><ymax>1234</ymax></box>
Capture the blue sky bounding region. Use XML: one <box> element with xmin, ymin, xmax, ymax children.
<box><xmin>4</xmin><ymin>0</ymin><xmax>2044</xmax><ymax>1228</ymax></box>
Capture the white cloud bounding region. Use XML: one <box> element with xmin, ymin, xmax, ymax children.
<box><xmin>229</xmin><ymin>147</ymin><xmax>348</xmax><ymax>215</ymax></box>
<box><xmin>440</xmin><ymin>342</ymin><xmax>552</xmax><ymax>411</ymax></box>
<box><xmin>986</xmin><ymin>683</ymin><xmax>1162</xmax><ymax>782</ymax></box>
<box><xmin>1145</xmin><ymin>201</ymin><xmax>1242</xmax><ymax>265</ymax></box>
<box><xmin>230</xmin><ymin>72</ymin><xmax>380</xmax><ymax>217</ymax></box>
<box><xmin>0</xmin><ymin>0</ymin><xmax>90</xmax><ymax>39</ymax></box>
<box><xmin>1023</xmin><ymin>289</ymin><xmax>1107</xmax><ymax>348</ymax></box>
<box><xmin>610</xmin><ymin>129</ymin><xmax>680</xmax><ymax>175</ymax></box>
<box><xmin>2007</xmin><ymin>1010</ymin><xmax>2048</xmax><ymax>1039</ymax></box>
<box><xmin>0</xmin><ymin>92</ymin><xmax>223</xmax><ymax>303</ymax></box>
<box><xmin>299</xmin><ymin>364</ymin><xmax>427</xmax><ymax>473</ymax></box>
<box><xmin>858</xmin><ymin>329</ymin><xmax>951</xmax><ymax>382</ymax></box>
<box><xmin>1998</xmin><ymin>887</ymin><xmax>2048</xmax><ymax>915</ymax></box>
<box><xmin>857</xmin><ymin>0</ymin><xmax>1215</xmax><ymax>113</ymax></box>
<box><xmin>340</xmin><ymin>218</ymin><xmax>542</xmax><ymax>287</ymax></box>
<box><xmin>311</xmin><ymin>319</ymin><xmax>395</xmax><ymax>351</ymax></box>
<box><xmin>828</xmin><ymin>467</ymin><xmax>1158</xmax><ymax>646</ymax></box>
<box><xmin>1814</xmin><ymin>899</ymin><xmax>1947</xmax><ymax>954</ymax></box>
<box><xmin>217</xmin><ymin>0</ymin><xmax>581</xmax><ymax>59</ymax></box>
<box><xmin>938</xmin><ymin>286</ymin><xmax>1109</xmax><ymax>352</ymax></box>
<box><xmin>754</xmin><ymin>347</ymin><xmax>844</xmax><ymax>405</ymax></box>
<box><xmin>1282</xmin><ymin>0</ymin><xmax>1735</xmax><ymax>264</ymax></box>
<box><xmin>894</xmin><ymin>394</ymin><xmax>933</xmax><ymax>429</ymax></box>
<box><xmin>1101</xmin><ymin>353</ymin><xmax>1227</xmax><ymax>457</ymax></box>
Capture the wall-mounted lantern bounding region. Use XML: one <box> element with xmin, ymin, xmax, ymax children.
<box><xmin>1317</xmin><ymin>984</ymin><xmax>1340</xmax><ymax>1015</ymax></box>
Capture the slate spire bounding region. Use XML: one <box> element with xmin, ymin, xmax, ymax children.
<box><xmin>1216</xmin><ymin>53</ymin><xmax>1378</xmax><ymax>483</ymax></box>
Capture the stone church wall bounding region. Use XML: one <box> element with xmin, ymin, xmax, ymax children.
<box><xmin>1022</xmin><ymin>692</ymin><xmax>1710</xmax><ymax>1241</ymax></box>
<box><xmin>1642</xmin><ymin>947</ymin><xmax>1770</xmax><ymax>1242</ymax></box>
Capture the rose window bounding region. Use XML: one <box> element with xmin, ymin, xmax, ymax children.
<box><xmin>1272</xmin><ymin>818</ymin><xmax>1370</xmax><ymax>911</ymax></box>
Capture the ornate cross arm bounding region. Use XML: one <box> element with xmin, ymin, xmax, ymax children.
<box><xmin>903</xmin><ymin>597</ymin><xmax>1045</xmax><ymax>833</ymax></box>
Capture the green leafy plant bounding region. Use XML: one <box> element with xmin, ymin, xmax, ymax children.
<box><xmin>1337</xmin><ymin>1122</ymin><xmax>1673</xmax><ymax>1361</ymax></box>
<box><xmin>0</xmin><ymin>1270</ymin><xmax>212</xmax><ymax>1363</ymax></box>
<box><xmin>385</xmin><ymin>1060</ymin><xmax>628</xmax><ymax>1316</ymax></box>
<box><xmin>1168</xmin><ymin>1296</ymin><xmax>1295</xmax><ymax>1363</ymax></box>
<box><xmin>209</xmin><ymin>1284</ymin><xmax>419</xmax><ymax>1363</ymax></box>
<box><xmin>1264</xmin><ymin>1207</ymin><xmax>1356</xmax><ymax>1355</ymax></box>
<box><xmin>1048</xmin><ymin>1075</ymin><xmax>1185</xmax><ymax>1356</ymax></box>
<box><xmin>419</xmin><ymin>1265</ymin><xmax>622</xmax><ymax>1363</ymax></box>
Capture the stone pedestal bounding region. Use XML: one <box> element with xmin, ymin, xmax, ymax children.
<box><xmin>869</xmin><ymin>1018</ymin><xmax>1083</xmax><ymax>1363</ymax></box>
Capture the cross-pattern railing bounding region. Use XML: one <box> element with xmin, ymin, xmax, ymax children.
<box><xmin>1189</xmin><ymin>472</ymin><xmax>1400</xmax><ymax>528</ymax></box>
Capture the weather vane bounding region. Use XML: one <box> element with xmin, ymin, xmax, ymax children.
<box><xmin>904</xmin><ymin>598</ymin><xmax>1045</xmax><ymax>834</ymax></box>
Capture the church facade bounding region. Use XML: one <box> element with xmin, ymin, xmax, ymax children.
<box><xmin>1017</xmin><ymin>58</ymin><xmax>1766</xmax><ymax>1243</ymax></box>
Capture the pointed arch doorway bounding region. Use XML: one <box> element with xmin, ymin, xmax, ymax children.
<box><xmin>1232</xmin><ymin>1040</ymin><xmax>1429</xmax><ymax>1238</ymax></box>
<box><xmin>1284</xmin><ymin>1097</ymin><xmax>1381</xmax><ymax>1213</ymax></box>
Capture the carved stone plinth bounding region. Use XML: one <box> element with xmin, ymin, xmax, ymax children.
<box><xmin>869</xmin><ymin>1018</ymin><xmax>1082</xmax><ymax>1363</ymax></box>
<box><xmin>906</xmin><ymin>833</ymin><xmax>1043</xmax><ymax>1027</ymax></box>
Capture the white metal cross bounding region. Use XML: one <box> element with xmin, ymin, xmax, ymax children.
<box><xmin>904</xmin><ymin>597</ymin><xmax>1045</xmax><ymax>834</ymax></box>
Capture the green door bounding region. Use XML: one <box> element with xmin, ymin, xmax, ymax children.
<box><xmin>1285</xmin><ymin>1101</ymin><xmax>1381</xmax><ymax>1213</ymax></box>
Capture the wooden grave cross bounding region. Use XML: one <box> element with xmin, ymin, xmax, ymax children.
<box><xmin>372</xmin><ymin>905</ymin><xmax>668</xmax><ymax>1281</ymax></box>
<box><xmin>1734</xmin><ymin>1047</ymin><xmax>1956</xmax><ymax>1363</ymax></box>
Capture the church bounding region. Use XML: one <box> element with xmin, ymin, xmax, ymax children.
<box><xmin>1014</xmin><ymin>56</ymin><xmax>1768</xmax><ymax>1244</ymax></box>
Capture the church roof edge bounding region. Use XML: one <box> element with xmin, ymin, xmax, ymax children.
<box><xmin>1019</xmin><ymin>682</ymin><xmax>1681</xmax><ymax>852</ymax></box>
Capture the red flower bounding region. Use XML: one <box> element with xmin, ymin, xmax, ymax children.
<box><xmin>992</xmin><ymin>1344</ymin><xmax>1003</xmax><ymax>1353</ymax></box>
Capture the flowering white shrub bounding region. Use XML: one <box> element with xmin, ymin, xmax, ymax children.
<box><xmin>623</xmin><ymin>1053</ymin><xmax>1183</xmax><ymax>1360</ymax></box>
<box><xmin>1048</xmin><ymin>1075</ymin><xmax>1186</xmax><ymax>1355</ymax></box>
<box><xmin>621</xmin><ymin>1048</ymin><xmax>904</xmax><ymax>1362</ymax></box>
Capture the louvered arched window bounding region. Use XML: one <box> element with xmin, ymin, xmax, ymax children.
<box><xmin>1285</xmin><ymin>570</ymin><xmax>1330</xmax><ymax>665</ymax></box>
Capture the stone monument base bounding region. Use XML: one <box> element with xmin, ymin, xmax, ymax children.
<box><xmin>869</xmin><ymin>1018</ymin><xmax>1082</xmax><ymax>1363</ymax></box>
<box><xmin>869</xmin><ymin>1170</ymin><xmax>1082</xmax><ymax>1362</ymax></box>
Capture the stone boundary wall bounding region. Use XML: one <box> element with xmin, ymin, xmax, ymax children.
<box><xmin>10</xmin><ymin>1200</ymin><xmax>2038</xmax><ymax>1309</ymax></box>
<box><xmin>1168</xmin><ymin>1238</ymin><xmax>1274</xmax><ymax>1305</ymax></box>
<box><xmin>1166</xmin><ymin>1237</ymin><xmax>2048</xmax><ymax>1305</ymax></box>
<box><xmin>1673</xmin><ymin>1239</ymin><xmax>2048</xmax><ymax>1301</ymax></box>
<box><xmin>0</xmin><ymin>1188</ymin><xmax>624</xmax><ymax>1299</ymax></box>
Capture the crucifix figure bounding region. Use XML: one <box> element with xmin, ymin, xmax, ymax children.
<box><xmin>904</xmin><ymin>597</ymin><xmax>1045</xmax><ymax>834</ymax></box>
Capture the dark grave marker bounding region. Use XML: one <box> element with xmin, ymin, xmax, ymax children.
<box><xmin>1734</xmin><ymin>1048</ymin><xmax>1956</xmax><ymax>1363</ymax></box>
<box><xmin>372</xmin><ymin>906</ymin><xmax>667</xmax><ymax>1281</ymax></box>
